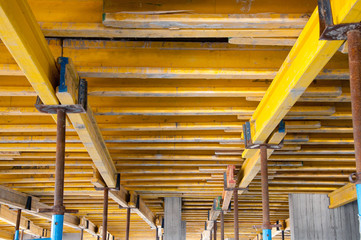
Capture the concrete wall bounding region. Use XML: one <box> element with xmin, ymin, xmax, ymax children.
<box><xmin>164</xmin><ymin>197</ymin><xmax>182</xmax><ymax>240</ymax></box>
<box><xmin>181</xmin><ymin>220</ymin><xmax>186</xmax><ymax>240</ymax></box>
<box><xmin>289</xmin><ymin>194</ymin><xmax>360</xmax><ymax>240</ymax></box>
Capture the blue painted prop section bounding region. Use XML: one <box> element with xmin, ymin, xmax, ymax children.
<box><xmin>51</xmin><ymin>215</ymin><xmax>64</xmax><ymax>240</ymax></box>
<box><xmin>356</xmin><ymin>184</ymin><xmax>361</xmax><ymax>236</ymax></box>
<box><xmin>13</xmin><ymin>230</ymin><xmax>19</xmax><ymax>240</ymax></box>
<box><xmin>278</xmin><ymin>120</ymin><xmax>285</xmax><ymax>133</ymax></box>
<box><xmin>32</xmin><ymin>215</ymin><xmax>64</xmax><ymax>240</ymax></box>
<box><xmin>58</xmin><ymin>57</ymin><xmax>69</xmax><ymax>93</ymax></box>
<box><xmin>263</xmin><ymin>229</ymin><xmax>272</xmax><ymax>240</ymax></box>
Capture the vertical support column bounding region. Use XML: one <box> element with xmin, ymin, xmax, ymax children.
<box><xmin>181</xmin><ymin>221</ymin><xmax>186</xmax><ymax>240</ymax></box>
<box><xmin>156</xmin><ymin>227</ymin><xmax>159</xmax><ymax>240</ymax></box>
<box><xmin>126</xmin><ymin>207</ymin><xmax>131</xmax><ymax>240</ymax></box>
<box><xmin>260</xmin><ymin>145</ymin><xmax>271</xmax><ymax>240</ymax></box>
<box><xmin>220</xmin><ymin>211</ymin><xmax>224</xmax><ymax>240</ymax></box>
<box><xmin>233</xmin><ymin>190</ymin><xmax>239</xmax><ymax>240</ymax></box>
<box><xmin>164</xmin><ymin>198</ymin><xmax>182</xmax><ymax>240</ymax></box>
<box><xmin>52</xmin><ymin>108</ymin><xmax>66</xmax><ymax>240</ymax></box>
<box><xmin>14</xmin><ymin>209</ymin><xmax>21</xmax><ymax>240</ymax></box>
<box><xmin>213</xmin><ymin>220</ymin><xmax>217</xmax><ymax>240</ymax></box>
<box><xmin>348</xmin><ymin>29</ymin><xmax>361</xmax><ymax>237</ymax></box>
<box><xmin>102</xmin><ymin>188</ymin><xmax>109</xmax><ymax>240</ymax></box>
<box><xmin>80</xmin><ymin>229</ymin><xmax>83</xmax><ymax>240</ymax></box>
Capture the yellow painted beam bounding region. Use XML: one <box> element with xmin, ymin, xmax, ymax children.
<box><xmin>56</xmin><ymin>58</ymin><xmax>117</xmax><ymax>188</ymax></box>
<box><xmin>0</xmin><ymin>0</ymin><xmax>58</xmax><ymax>105</ymax></box>
<box><xmin>221</xmin><ymin>7</ymin><xmax>361</xmax><ymax>236</ymax></box>
<box><xmin>244</xmin><ymin>0</ymin><xmax>361</xmax><ymax>157</ymax></box>
<box><xmin>328</xmin><ymin>183</ymin><xmax>357</xmax><ymax>209</ymax></box>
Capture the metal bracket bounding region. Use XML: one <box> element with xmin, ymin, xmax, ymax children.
<box><xmin>94</xmin><ymin>174</ymin><xmax>121</xmax><ymax>191</ymax></box>
<box><xmin>119</xmin><ymin>194</ymin><xmax>140</xmax><ymax>210</ymax></box>
<box><xmin>243</xmin><ymin>121</ymin><xmax>284</xmax><ymax>149</ymax></box>
<box><xmin>25</xmin><ymin>196</ymin><xmax>32</xmax><ymax>210</ymax></box>
<box><xmin>223</xmin><ymin>172</ymin><xmax>249</xmax><ymax>191</ymax></box>
<box><xmin>318</xmin><ymin>0</ymin><xmax>361</xmax><ymax>40</ymax></box>
<box><xmin>35</xmin><ymin>97</ymin><xmax>86</xmax><ymax>114</ymax></box>
<box><xmin>38</xmin><ymin>207</ymin><xmax>78</xmax><ymax>214</ymax></box>
<box><xmin>212</xmin><ymin>196</ymin><xmax>222</xmax><ymax>211</ymax></box>
<box><xmin>35</xmin><ymin>77</ymin><xmax>87</xmax><ymax>114</ymax></box>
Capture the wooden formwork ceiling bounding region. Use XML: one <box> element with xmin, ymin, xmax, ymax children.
<box><xmin>0</xmin><ymin>0</ymin><xmax>359</xmax><ymax>239</ymax></box>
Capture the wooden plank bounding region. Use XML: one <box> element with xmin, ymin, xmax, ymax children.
<box><xmin>128</xmin><ymin>191</ymin><xmax>156</xmax><ymax>229</ymax></box>
<box><xmin>221</xmin><ymin>165</ymin><xmax>236</xmax><ymax>210</ymax></box>
<box><xmin>103</xmin><ymin>13</ymin><xmax>308</xmax><ymax>29</ymax></box>
<box><xmin>91</xmin><ymin>165</ymin><xmax>106</xmax><ymax>189</ymax></box>
<box><xmin>0</xmin><ymin>205</ymin><xmax>49</xmax><ymax>237</ymax></box>
<box><xmin>229</xmin><ymin>37</ymin><xmax>297</xmax><ymax>46</ymax></box>
<box><xmin>328</xmin><ymin>183</ymin><xmax>357</xmax><ymax>209</ymax></box>
<box><xmin>56</xmin><ymin>57</ymin><xmax>118</xmax><ymax>188</ymax></box>
<box><xmin>79</xmin><ymin>217</ymin><xmax>98</xmax><ymax>236</ymax></box>
<box><xmin>40</xmin><ymin>22</ymin><xmax>303</xmax><ymax>38</ymax></box>
<box><xmin>109</xmin><ymin>190</ymin><xmax>129</xmax><ymax>208</ymax></box>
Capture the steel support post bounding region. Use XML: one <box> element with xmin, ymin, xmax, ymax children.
<box><xmin>260</xmin><ymin>145</ymin><xmax>271</xmax><ymax>240</ymax></box>
<box><xmin>348</xmin><ymin>29</ymin><xmax>361</xmax><ymax>237</ymax></box>
<box><xmin>51</xmin><ymin>108</ymin><xmax>66</xmax><ymax>240</ymax></box>
<box><xmin>20</xmin><ymin>230</ymin><xmax>24</xmax><ymax>240</ymax></box>
<box><xmin>233</xmin><ymin>190</ymin><xmax>239</xmax><ymax>240</ymax></box>
<box><xmin>281</xmin><ymin>230</ymin><xmax>285</xmax><ymax>240</ymax></box>
<box><xmin>14</xmin><ymin>209</ymin><xmax>21</xmax><ymax>240</ymax></box>
<box><xmin>80</xmin><ymin>229</ymin><xmax>83</xmax><ymax>240</ymax></box>
<box><xmin>126</xmin><ymin>207</ymin><xmax>131</xmax><ymax>240</ymax></box>
<box><xmin>214</xmin><ymin>220</ymin><xmax>217</xmax><ymax>240</ymax></box>
<box><xmin>155</xmin><ymin>227</ymin><xmax>159</xmax><ymax>240</ymax></box>
<box><xmin>102</xmin><ymin>188</ymin><xmax>109</xmax><ymax>240</ymax></box>
<box><xmin>220</xmin><ymin>211</ymin><xmax>224</xmax><ymax>240</ymax></box>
